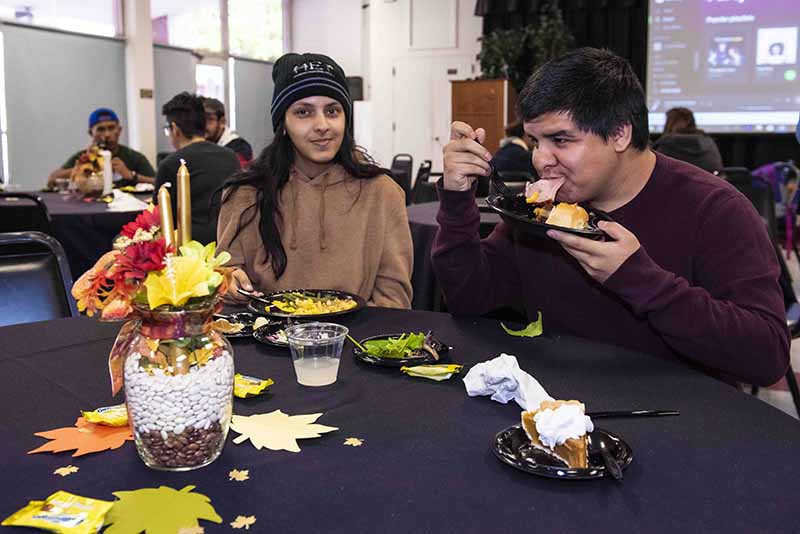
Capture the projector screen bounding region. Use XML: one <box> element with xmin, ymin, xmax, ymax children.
<box><xmin>647</xmin><ymin>0</ymin><xmax>800</xmax><ymax>133</ymax></box>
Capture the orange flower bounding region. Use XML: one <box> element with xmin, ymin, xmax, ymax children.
<box><xmin>72</xmin><ymin>251</ymin><xmax>119</xmax><ymax>317</ymax></box>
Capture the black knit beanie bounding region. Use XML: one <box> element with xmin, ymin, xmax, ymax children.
<box><xmin>270</xmin><ymin>53</ymin><xmax>352</xmax><ymax>134</ymax></box>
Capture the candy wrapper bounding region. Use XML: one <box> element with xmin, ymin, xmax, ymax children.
<box><xmin>81</xmin><ymin>404</ymin><xmax>128</xmax><ymax>427</ymax></box>
<box><xmin>400</xmin><ymin>364</ymin><xmax>463</xmax><ymax>381</ymax></box>
<box><xmin>1</xmin><ymin>490</ymin><xmax>112</xmax><ymax>534</ymax></box>
<box><xmin>234</xmin><ymin>374</ymin><xmax>274</xmax><ymax>398</ymax></box>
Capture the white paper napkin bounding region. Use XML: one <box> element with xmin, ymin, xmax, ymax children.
<box><xmin>462</xmin><ymin>353</ymin><xmax>553</xmax><ymax>411</ymax></box>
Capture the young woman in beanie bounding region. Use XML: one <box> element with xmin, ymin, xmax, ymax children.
<box><xmin>217</xmin><ymin>53</ymin><xmax>413</xmax><ymax>308</ymax></box>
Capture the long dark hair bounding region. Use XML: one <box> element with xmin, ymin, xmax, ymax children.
<box><xmin>218</xmin><ymin>124</ymin><xmax>389</xmax><ymax>279</ymax></box>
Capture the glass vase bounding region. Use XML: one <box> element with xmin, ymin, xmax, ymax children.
<box><xmin>121</xmin><ymin>300</ymin><xmax>234</xmax><ymax>471</ymax></box>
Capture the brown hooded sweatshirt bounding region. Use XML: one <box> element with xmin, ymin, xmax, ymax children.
<box><xmin>217</xmin><ymin>163</ymin><xmax>413</xmax><ymax>308</ymax></box>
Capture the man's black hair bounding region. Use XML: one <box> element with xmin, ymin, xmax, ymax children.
<box><xmin>162</xmin><ymin>92</ymin><xmax>206</xmax><ymax>138</ymax></box>
<box><xmin>203</xmin><ymin>97</ymin><xmax>226</xmax><ymax>120</ymax></box>
<box><xmin>518</xmin><ymin>47</ymin><xmax>649</xmax><ymax>151</ymax></box>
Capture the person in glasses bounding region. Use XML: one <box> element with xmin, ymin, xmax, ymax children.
<box><xmin>47</xmin><ymin>107</ymin><xmax>155</xmax><ymax>188</ymax></box>
<box><xmin>216</xmin><ymin>53</ymin><xmax>413</xmax><ymax>308</ymax></box>
<box><xmin>153</xmin><ymin>92</ymin><xmax>240</xmax><ymax>245</ymax></box>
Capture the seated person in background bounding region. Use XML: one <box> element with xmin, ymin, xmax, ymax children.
<box><xmin>154</xmin><ymin>92</ymin><xmax>240</xmax><ymax>245</ymax></box>
<box><xmin>492</xmin><ymin>121</ymin><xmax>537</xmax><ymax>177</ymax></box>
<box><xmin>432</xmin><ymin>47</ymin><xmax>789</xmax><ymax>387</ymax></box>
<box><xmin>217</xmin><ymin>53</ymin><xmax>413</xmax><ymax>308</ymax></box>
<box><xmin>48</xmin><ymin>108</ymin><xmax>155</xmax><ymax>188</ymax></box>
<box><xmin>652</xmin><ymin>107</ymin><xmax>723</xmax><ymax>173</ymax></box>
<box><xmin>203</xmin><ymin>97</ymin><xmax>253</xmax><ymax>167</ymax></box>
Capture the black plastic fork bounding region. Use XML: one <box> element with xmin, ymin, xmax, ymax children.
<box><xmin>487</xmin><ymin>161</ymin><xmax>515</xmax><ymax>198</ymax></box>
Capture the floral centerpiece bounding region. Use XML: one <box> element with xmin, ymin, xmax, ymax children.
<box><xmin>69</xmin><ymin>145</ymin><xmax>108</xmax><ymax>197</ymax></box>
<box><xmin>72</xmin><ymin>162</ymin><xmax>235</xmax><ymax>471</ymax></box>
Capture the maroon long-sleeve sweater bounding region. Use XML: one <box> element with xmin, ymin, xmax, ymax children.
<box><xmin>432</xmin><ymin>153</ymin><xmax>790</xmax><ymax>386</ymax></box>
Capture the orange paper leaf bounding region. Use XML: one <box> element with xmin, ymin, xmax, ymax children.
<box><xmin>28</xmin><ymin>417</ymin><xmax>133</xmax><ymax>457</ymax></box>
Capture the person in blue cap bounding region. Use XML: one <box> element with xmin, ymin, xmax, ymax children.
<box><xmin>47</xmin><ymin>107</ymin><xmax>155</xmax><ymax>188</ymax></box>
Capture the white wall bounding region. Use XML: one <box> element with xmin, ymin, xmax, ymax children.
<box><xmin>2</xmin><ymin>24</ymin><xmax>128</xmax><ymax>189</ymax></box>
<box><xmin>367</xmin><ymin>0</ymin><xmax>482</xmax><ymax>168</ymax></box>
<box><xmin>290</xmin><ymin>0</ymin><xmax>482</xmax><ymax>170</ymax></box>
<box><xmin>289</xmin><ymin>0</ymin><xmax>363</xmax><ymax>77</ymax></box>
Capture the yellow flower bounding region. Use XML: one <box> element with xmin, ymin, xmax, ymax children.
<box><xmin>144</xmin><ymin>256</ymin><xmax>215</xmax><ymax>308</ymax></box>
<box><xmin>179</xmin><ymin>240</ymin><xmax>231</xmax><ymax>270</ymax></box>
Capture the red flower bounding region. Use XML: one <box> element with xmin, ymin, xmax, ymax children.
<box><xmin>121</xmin><ymin>205</ymin><xmax>161</xmax><ymax>238</ymax></box>
<box><xmin>114</xmin><ymin>238</ymin><xmax>170</xmax><ymax>283</ymax></box>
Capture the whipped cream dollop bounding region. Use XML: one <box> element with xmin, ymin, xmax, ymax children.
<box><xmin>534</xmin><ymin>404</ymin><xmax>594</xmax><ymax>449</ymax></box>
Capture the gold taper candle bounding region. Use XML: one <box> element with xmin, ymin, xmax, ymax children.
<box><xmin>157</xmin><ymin>184</ymin><xmax>175</xmax><ymax>248</ymax></box>
<box><xmin>177</xmin><ymin>158</ymin><xmax>191</xmax><ymax>247</ymax></box>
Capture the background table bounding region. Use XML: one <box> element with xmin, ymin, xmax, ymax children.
<box><xmin>2</xmin><ymin>307</ymin><xmax>798</xmax><ymax>533</ymax></box>
<box><xmin>41</xmin><ymin>192</ymin><xmax>149</xmax><ymax>277</ymax></box>
<box><xmin>408</xmin><ymin>200</ymin><xmax>501</xmax><ymax>311</ymax></box>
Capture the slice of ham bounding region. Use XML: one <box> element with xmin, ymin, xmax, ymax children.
<box><xmin>524</xmin><ymin>177</ymin><xmax>566</xmax><ymax>204</ymax></box>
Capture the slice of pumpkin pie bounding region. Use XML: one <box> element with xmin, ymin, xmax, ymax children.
<box><xmin>520</xmin><ymin>399</ymin><xmax>594</xmax><ymax>469</ymax></box>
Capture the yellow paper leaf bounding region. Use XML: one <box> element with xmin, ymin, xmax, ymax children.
<box><xmin>53</xmin><ymin>465</ymin><xmax>79</xmax><ymax>477</ymax></box>
<box><xmin>177</xmin><ymin>528</ymin><xmax>204</xmax><ymax>534</ymax></box>
<box><xmin>104</xmin><ymin>485</ymin><xmax>222</xmax><ymax>534</ymax></box>
<box><xmin>343</xmin><ymin>437</ymin><xmax>364</xmax><ymax>447</ymax></box>
<box><xmin>229</xmin><ymin>469</ymin><xmax>250</xmax><ymax>482</ymax></box>
<box><xmin>230</xmin><ymin>515</ymin><xmax>257</xmax><ymax>530</ymax></box>
<box><xmin>230</xmin><ymin>410</ymin><xmax>338</xmax><ymax>453</ymax></box>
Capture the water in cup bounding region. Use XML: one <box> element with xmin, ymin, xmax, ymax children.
<box><xmin>293</xmin><ymin>356</ymin><xmax>340</xmax><ymax>386</ymax></box>
<box><xmin>286</xmin><ymin>322</ymin><xmax>348</xmax><ymax>387</ymax></box>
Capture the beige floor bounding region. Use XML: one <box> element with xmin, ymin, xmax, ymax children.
<box><xmin>752</xmin><ymin>248</ymin><xmax>800</xmax><ymax>419</ymax></box>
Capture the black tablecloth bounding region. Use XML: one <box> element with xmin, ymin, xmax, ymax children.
<box><xmin>42</xmin><ymin>192</ymin><xmax>149</xmax><ymax>278</ymax></box>
<box><xmin>2</xmin><ymin>307</ymin><xmax>798</xmax><ymax>533</ymax></box>
<box><xmin>408</xmin><ymin>201</ymin><xmax>501</xmax><ymax>311</ymax></box>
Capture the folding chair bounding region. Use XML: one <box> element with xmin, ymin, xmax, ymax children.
<box><xmin>0</xmin><ymin>192</ymin><xmax>53</xmax><ymax>234</ymax></box>
<box><xmin>0</xmin><ymin>231</ymin><xmax>77</xmax><ymax>326</ymax></box>
<box><xmin>390</xmin><ymin>154</ymin><xmax>414</xmax><ymax>205</ymax></box>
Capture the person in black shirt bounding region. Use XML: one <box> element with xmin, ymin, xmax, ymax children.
<box><xmin>652</xmin><ymin>107</ymin><xmax>723</xmax><ymax>173</ymax></box>
<box><xmin>202</xmin><ymin>97</ymin><xmax>253</xmax><ymax>167</ymax></box>
<box><xmin>492</xmin><ymin>121</ymin><xmax>537</xmax><ymax>177</ymax></box>
<box><xmin>154</xmin><ymin>93</ymin><xmax>240</xmax><ymax>244</ymax></box>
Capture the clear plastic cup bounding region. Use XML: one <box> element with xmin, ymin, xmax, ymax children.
<box><xmin>286</xmin><ymin>322</ymin><xmax>348</xmax><ymax>387</ymax></box>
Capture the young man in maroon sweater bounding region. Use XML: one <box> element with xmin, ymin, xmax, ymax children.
<box><xmin>432</xmin><ymin>48</ymin><xmax>789</xmax><ymax>386</ymax></box>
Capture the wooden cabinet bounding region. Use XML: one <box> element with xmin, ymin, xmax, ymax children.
<box><xmin>451</xmin><ymin>79</ymin><xmax>518</xmax><ymax>153</ymax></box>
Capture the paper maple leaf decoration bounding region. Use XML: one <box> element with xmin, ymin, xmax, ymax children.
<box><xmin>230</xmin><ymin>410</ymin><xmax>338</xmax><ymax>453</ymax></box>
<box><xmin>53</xmin><ymin>465</ymin><xmax>79</xmax><ymax>477</ymax></box>
<box><xmin>343</xmin><ymin>437</ymin><xmax>364</xmax><ymax>447</ymax></box>
<box><xmin>28</xmin><ymin>417</ymin><xmax>133</xmax><ymax>457</ymax></box>
<box><xmin>230</xmin><ymin>515</ymin><xmax>257</xmax><ymax>530</ymax></box>
<box><xmin>229</xmin><ymin>469</ymin><xmax>250</xmax><ymax>482</ymax></box>
<box><xmin>104</xmin><ymin>485</ymin><xmax>222</xmax><ymax>534</ymax></box>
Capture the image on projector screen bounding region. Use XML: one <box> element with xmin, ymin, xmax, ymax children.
<box><xmin>647</xmin><ymin>0</ymin><xmax>800</xmax><ymax>133</ymax></box>
<box><xmin>756</xmin><ymin>27</ymin><xmax>798</xmax><ymax>66</ymax></box>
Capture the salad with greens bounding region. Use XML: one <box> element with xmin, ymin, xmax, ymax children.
<box><xmin>361</xmin><ymin>332</ymin><xmax>446</xmax><ymax>360</ymax></box>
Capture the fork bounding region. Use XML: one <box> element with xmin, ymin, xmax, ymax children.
<box><xmin>487</xmin><ymin>161</ymin><xmax>515</xmax><ymax>198</ymax></box>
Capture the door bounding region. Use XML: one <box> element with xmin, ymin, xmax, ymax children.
<box><xmin>392</xmin><ymin>55</ymin><xmax>474</xmax><ymax>183</ymax></box>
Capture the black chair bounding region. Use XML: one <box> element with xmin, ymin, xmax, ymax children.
<box><xmin>413</xmin><ymin>173</ymin><xmax>442</xmax><ymax>204</ymax></box>
<box><xmin>726</xmin><ymin>173</ymin><xmax>778</xmax><ymax>242</ymax></box>
<box><xmin>748</xmin><ymin>243</ymin><xmax>800</xmax><ymax>417</ymax></box>
<box><xmin>0</xmin><ymin>231</ymin><xmax>77</xmax><ymax>326</ymax></box>
<box><xmin>497</xmin><ymin>170</ymin><xmax>534</xmax><ymax>183</ymax></box>
<box><xmin>729</xmin><ymin>176</ymin><xmax>800</xmax><ymax>416</ymax></box>
<box><xmin>411</xmin><ymin>161</ymin><xmax>431</xmax><ymax>204</ymax></box>
<box><xmin>390</xmin><ymin>154</ymin><xmax>414</xmax><ymax>205</ymax></box>
<box><xmin>0</xmin><ymin>192</ymin><xmax>53</xmax><ymax>235</ymax></box>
